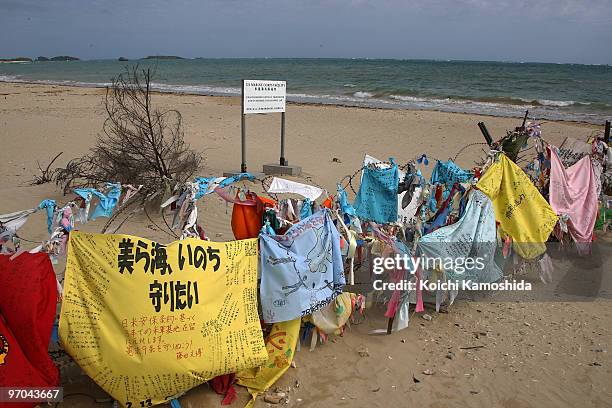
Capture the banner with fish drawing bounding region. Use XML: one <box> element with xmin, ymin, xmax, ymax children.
<box><xmin>259</xmin><ymin>209</ymin><xmax>345</xmax><ymax>323</ymax></box>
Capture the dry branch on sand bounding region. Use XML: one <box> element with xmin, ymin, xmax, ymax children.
<box><xmin>54</xmin><ymin>66</ymin><xmax>202</xmax><ymax>196</ymax></box>
<box><xmin>31</xmin><ymin>152</ymin><xmax>63</xmax><ymax>185</ymax></box>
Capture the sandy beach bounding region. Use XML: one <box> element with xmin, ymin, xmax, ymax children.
<box><xmin>1</xmin><ymin>82</ymin><xmax>611</xmax><ymax>408</ymax></box>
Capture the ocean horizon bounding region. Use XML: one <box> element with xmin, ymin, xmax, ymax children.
<box><xmin>1</xmin><ymin>58</ymin><xmax>611</xmax><ymax>124</ymax></box>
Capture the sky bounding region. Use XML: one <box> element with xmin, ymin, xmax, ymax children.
<box><xmin>1</xmin><ymin>0</ymin><xmax>611</xmax><ymax>64</ymax></box>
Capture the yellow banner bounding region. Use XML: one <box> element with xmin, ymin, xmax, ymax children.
<box><xmin>236</xmin><ymin>318</ymin><xmax>300</xmax><ymax>406</ymax></box>
<box><xmin>477</xmin><ymin>153</ymin><xmax>558</xmax><ymax>259</ymax></box>
<box><xmin>59</xmin><ymin>231</ymin><xmax>267</xmax><ymax>407</ymax></box>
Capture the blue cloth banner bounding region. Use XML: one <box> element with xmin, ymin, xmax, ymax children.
<box><xmin>90</xmin><ymin>183</ymin><xmax>122</xmax><ymax>220</ymax></box>
<box><xmin>194</xmin><ymin>173</ymin><xmax>255</xmax><ymax>199</ymax></box>
<box><xmin>354</xmin><ymin>161</ymin><xmax>399</xmax><ymax>224</ymax></box>
<box><xmin>259</xmin><ymin>209</ymin><xmax>345</xmax><ymax>323</ymax></box>
<box><xmin>300</xmin><ymin>198</ymin><xmax>312</xmax><ymax>220</ymax></box>
<box><xmin>74</xmin><ymin>188</ymin><xmax>97</xmax><ymax>202</ymax></box>
<box><xmin>418</xmin><ymin>190</ymin><xmax>502</xmax><ymax>283</ymax></box>
<box><xmin>336</xmin><ymin>183</ymin><xmax>356</xmax><ymax>216</ymax></box>
<box><xmin>37</xmin><ymin>199</ymin><xmax>56</xmax><ymax>233</ymax></box>
<box><xmin>430</xmin><ymin>160</ymin><xmax>473</xmax><ymax>186</ymax></box>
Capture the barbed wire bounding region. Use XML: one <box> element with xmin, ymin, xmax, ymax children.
<box><xmin>338</xmin><ymin>156</ymin><xmax>438</xmax><ymax>195</ymax></box>
<box><xmin>12</xmin><ymin>126</ymin><xmax>596</xmax><ymax>246</ymax></box>
<box><xmin>330</xmin><ymin>146</ymin><xmax>499</xmax><ymax>195</ymax></box>
<box><xmin>453</xmin><ymin>142</ymin><xmax>489</xmax><ymax>163</ymax></box>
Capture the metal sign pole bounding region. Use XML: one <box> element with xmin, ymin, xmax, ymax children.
<box><xmin>241</xmin><ymin>79</ymin><xmax>247</xmax><ymax>172</ymax></box>
<box><xmin>280</xmin><ymin>111</ymin><xmax>286</xmax><ymax>166</ymax></box>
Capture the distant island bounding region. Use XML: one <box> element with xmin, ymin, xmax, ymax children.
<box><xmin>50</xmin><ymin>56</ymin><xmax>80</xmax><ymax>61</ymax></box>
<box><xmin>34</xmin><ymin>56</ymin><xmax>80</xmax><ymax>62</ymax></box>
<box><xmin>118</xmin><ymin>57</ymin><xmax>129</xmax><ymax>61</ymax></box>
<box><xmin>0</xmin><ymin>57</ymin><xmax>32</xmax><ymax>63</ymax></box>
<box><xmin>142</xmin><ymin>55</ymin><xmax>184</xmax><ymax>60</ymax></box>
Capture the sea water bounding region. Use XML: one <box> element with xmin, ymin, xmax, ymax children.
<box><xmin>1</xmin><ymin>58</ymin><xmax>611</xmax><ymax>124</ymax></box>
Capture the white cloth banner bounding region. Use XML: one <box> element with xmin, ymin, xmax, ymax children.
<box><xmin>267</xmin><ymin>177</ymin><xmax>324</xmax><ymax>201</ymax></box>
<box><xmin>0</xmin><ymin>208</ymin><xmax>37</xmax><ymax>241</ymax></box>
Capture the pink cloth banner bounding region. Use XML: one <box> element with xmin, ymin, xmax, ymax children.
<box><xmin>549</xmin><ymin>148</ymin><xmax>598</xmax><ymax>243</ymax></box>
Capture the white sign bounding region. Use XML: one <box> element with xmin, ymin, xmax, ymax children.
<box><xmin>243</xmin><ymin>80</ymin><xmax>286</xmax><ymax>114</ymax></box>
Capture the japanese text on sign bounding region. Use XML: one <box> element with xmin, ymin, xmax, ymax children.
<box><xmin>243</xmin><ymin>80</ymin><xmax>286</xmax><ymax>114</ymax></box>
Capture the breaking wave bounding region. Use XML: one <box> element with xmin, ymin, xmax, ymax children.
<box><xmin>0</xmin><ymin>75</ymin><xmax>19</xmax><ymax>82</ymax></box>
<box><xmin>1</xmin><ymin>74</ymin><xmax>610</xmax><ymax>124</ymax></box>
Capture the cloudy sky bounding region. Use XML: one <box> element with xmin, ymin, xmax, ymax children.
<box><xmin>1</xmin><ymin>0</ymin><xmax>611</xmax><ymax>64</ymax></box>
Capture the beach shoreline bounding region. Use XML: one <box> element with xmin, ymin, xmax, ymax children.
<box><xmin>0</xmin><ymin>79</ymin><xmax>606</xmax><ymax>128</ymax></box>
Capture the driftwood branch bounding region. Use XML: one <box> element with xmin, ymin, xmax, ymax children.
<box><xmin>31</xmin><ymin>152</ymin><xmax>63</xmax><ymax>185</ymax></box>
<box><xmin>54</xmin><ymin>65</ymin><xmax>202</xmax><ymax>195</ymax></box>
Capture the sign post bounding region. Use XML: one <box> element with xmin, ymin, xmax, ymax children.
<box><xmin>226</xmin><ymin>79</ymin><xmax>301</xmax><ymax>176</ymax></box>
<box><xmin>280</xmin><ymin>110</ymin><xmax>286</xmax><ymax>166</ymax></box>
<box><xmin>241</xmin><ymin>80</ymin><xmax>247</xmax><ymax>172</ymax></box>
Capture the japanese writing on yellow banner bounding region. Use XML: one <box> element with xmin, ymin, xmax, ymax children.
<box><xmin>477</xmin><ymin>153</ymin><xmax>558</xmax><ymax>259</ymax></box>
<box><xmin>59</xmin><ymin>232</ymin><xmax>267</xmax><ymax>407</ymax></box>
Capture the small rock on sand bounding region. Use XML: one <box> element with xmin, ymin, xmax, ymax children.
<box><xmin>264</xmin><ymin>391</ymin><xmax>287</xmax><ymax>404</ymax></box>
